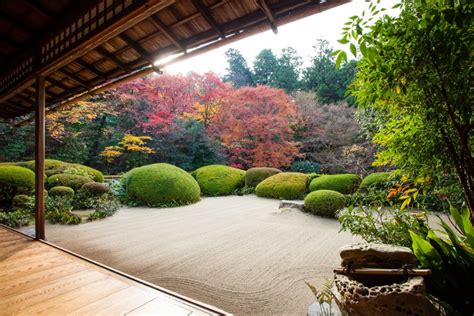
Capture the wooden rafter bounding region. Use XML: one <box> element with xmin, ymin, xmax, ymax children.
<box><xmin>45</xmin><ymin>76</ymin><xmax>71</xmax><ymax>92</ymax></box>
<box><xmin>150</xmin><ymin>15</ymin><xmax>186</xmax><ymax>52</ymax></box>
<box><xmin>21</xmin><ymin>0</ymin><xmax>54</xmax><ymax>20</ymax></box>
<box><xmin>95</xmin><ymin>46</ymin><xmax>131</xmax><ymax>73</ymax></box>
<box><xmin>257</xmin><ymin>0</ymin><xmax>278</xmax><ymax>34</ymax></box>
<box><xmin>119</xmin><ymin>33</ymin><xmax>156</xmax><ymax>65</ymax></box>
<box><xmin>75</xmin><ymin>58</ymin><xmax>107</xmax><ymax>80</ymax></box>
<box><xmin>0</xmin><ymin>11</ymin><xmax>35</xmax><ymax>33</ymax></box>
<box><xmin>58</xmin><ymin>69</ymin><xmax>91</xmax><ymax>89</ymax></box>
<box><xmin>191</xmin><ymin>0</ymin><xmax>225</xmax><ymax>38</ymax></box>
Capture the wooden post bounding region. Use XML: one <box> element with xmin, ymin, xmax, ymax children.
<box><xmin>35</xmin><ymin>75</ymin><xmax>45</xmax><ymax>240</ymax></box>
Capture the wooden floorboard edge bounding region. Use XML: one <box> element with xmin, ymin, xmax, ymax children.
<box><xmin>0</xmin><ymin>224</ymin><xmax>229</xmax><ymax>315</ymax></box>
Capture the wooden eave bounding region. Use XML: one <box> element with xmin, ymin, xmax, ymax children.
<box><xmin>0</xmin><ymin>0</ymin><xmax>349</xmax><ymax>121</ymax></box>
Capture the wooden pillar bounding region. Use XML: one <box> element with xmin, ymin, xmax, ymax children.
<box><xmin>35</xmin><ymin>76</ymin><xmax>45</xmax><ymax>240</ymax></box>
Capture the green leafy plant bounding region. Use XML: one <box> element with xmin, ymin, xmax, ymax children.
<box><xmin>338</xmin><ymin>206</ymin><xmax>429</xmax><ymax>248</ymax></box>
<box><xmin>305</xmin><ymin>278</ymin><xmax>334</xmax><ymax>316</ymax></box>
<box><xmin>45</xmin><ymin>195</ymin><xmax>81</xmax><ymax>225</ymax></box>
<box><xmin>410</xmin><ymin>205</ymin><xmax>474</xmax><ymax>314</ymax></box>
<box><xmin>0</xmin><ymin>209</ymin><xmax>31</xmax><ymax>228</ymax></box>
<box><xmin>290</xmin><ymin>160</ymin><xmax>321</xmax><ymax>174</ymax></box>
<box><xmin>88</xmin><ymin>195</ymin><xmax>120</xmax><ymax>221</ymax></box>
<box><xmin>304</xmin><ymin>190</ymin><xmax>346</xmax><ymax>218</ymax></box>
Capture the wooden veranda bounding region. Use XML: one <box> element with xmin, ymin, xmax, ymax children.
<box><xmin>0</xmin><ymin>0</ymin><xmax>348</xmax><ymax>313</ymax></box>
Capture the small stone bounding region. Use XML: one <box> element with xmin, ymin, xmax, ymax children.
<box><xmin>339</xmin><ymin>243</ymin><xmax>417</xmax><ymax>268</ymax></box>
<box><xmin>278</xmin><ymin>200</ymin><xmax>304</xmax><ymax>211</ymax></box>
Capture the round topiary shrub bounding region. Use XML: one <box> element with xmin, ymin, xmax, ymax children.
<box><xmin>0</xmin><ymin>166</ymin><xmax>35</xmax><ymax>201</ymax></box>
<box><xmin>47</xmin><ymin>174</ymin><xmax>93</xmax><ymax>191</ymax></box>
<box><xmin>309</xmin><ymin>174</ymin><xmax>361</xmax><ymax>194</ymax></box>
<box><xmin>255</xmin><ymin>172</ymin><xmax>309</xmax><ymax>200</ymax></box>
<box><xmin>22</xmin><ymin>159</ymin><xmax>67</xmax><ymax>172</ymax></box>
<box><xmin>359</xmin><ymin>172</ymin><xmax>390</xmax><ymax>191</ymax></box>
<box><xmin>12</xmin><ymin>194</ymin><xmax>33</xmax><ymax>209</ymax></box>
<box><xmin>192</xmin><ymin>165</ymin><xmax>245</xmax><ymax>196</ymax></box>
<box><xmin>304</xmin><ymin>190</ymin><xmax>346</xmax><ymax>217</ymax></box>
<box><xmin>80</xmin><ymin>182</ymin><xmax>110</xmax><ymax>196</ymax></box>
<box><xmin>22</xmin><ymin>159</ymin><xmax>104</xmax><ymax>182</ymax></box>
<box><xmin>126</xmin><ymin>163</ymin><xmax>201</xmax><ymax>207</ymax></box>
<box><xmin>245</xmin><ymin>167</ymin><xmax>281</xmax><ymax>187</ymax></box>
<box><xmin>49</xmin><ymin>186</ymin><xmax>75</xmax><ymax>198</ymax></box>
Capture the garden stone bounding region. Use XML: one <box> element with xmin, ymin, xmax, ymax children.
<box><xmin>339</xmin><ymin>243</ymin><xmax>417</xmax><ymax>268</ymax></box>
<box><xmin>278</xmin><ymin>200</ymin><xmax>304</xmax><ymax>211</ymax></box>
<box><xmin>332</xmin><ymin>275</ymin><xmax>437</xmax><ymax>316</ymax></box>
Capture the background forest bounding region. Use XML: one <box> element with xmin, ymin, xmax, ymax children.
<box><xmin>0</xmin><ymin>40</ymin><xmax>375</xmax><ymax>175</ymax></box>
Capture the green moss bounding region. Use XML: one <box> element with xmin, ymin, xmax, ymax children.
<box><xmin>304</xmin><ymin>190</ymin><xmax>345</xmax><ymax>217</ymax></box>
<box><xmin>192</xmin><ymin>165</ymin><xmax>245</xmax><ymax>196</ymax></box>
<box><xmin>49</xmin><ymin>186</ymin><xmax>75</xmax><ymax>198</ymax></box>
<box><xmin>70</xmin><ymin>164</ymin><xmax>104</xmax><ymax>182</ymax></box>
<box><xmin>80</xmin><ymin>182</ymin><xmax>109</xmax><ymax>196</ymax></box>
<box><xmin>47</xmin><ymin>174</ymin><xmax>93</xmax><ymax>191</ymax></box>
<box><xmin>0</xmin><ymin>166</ymin><xmax>35</xmax><ymax>201</ymax></box>
<box><xmin>245</xmin><ymin>167</ymin><xmax>281</xmax><ymax>187</ymax></box>
<box><xmin>255</xmin><ymin>172</ymin><xmax>309</xmax><ymax>200</ymax></box>
<box><xmin>359</xmin><ymin>172</ymin><xmax>390</xmax><ymax>191</ymax></box>
<box><xmin>126</xmin><ymin>163</ymin><xmax>201</xmax><ymax>207</ymax></box>
<box><xmin>309</xmin><ymin>174</ymin><xmax>361</xmax><ymax>194</ymax></box>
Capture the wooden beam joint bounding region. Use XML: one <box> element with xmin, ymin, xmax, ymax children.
<box><xmin>257</xmin><ymin>0</ymin><xmax>278</xmax><ymax>34</ymax></box>
<box><xmin>191</xmin><ymin>0</ymin><xmax>225</xmax><ymax>39</ymax></box>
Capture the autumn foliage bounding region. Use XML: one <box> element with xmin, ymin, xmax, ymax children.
<box><xmin>212</xmin><ymin>86</ymin><xmax>299</xmax><ymax>169</ymax></box>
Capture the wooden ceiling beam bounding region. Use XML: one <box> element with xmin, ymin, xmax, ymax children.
<box><xmin>119</xmin><ymin>33</ymin><xmax>155</xmax><ymax>65</ymax></box>
<box><xmin>45</xmin><ymin>76</ymin><xmax>71</xmax><ymax>92</ymax></box>
<box><xmin>257</xmin><ymin>0</ymin><xmax>278</xmax><ymax>34</ymax></box>
<box><xmin>58</xmin><ymin>69</ymin><xmax>91</xmax><ymax>89</ymax></box>
<box><xmin>95</xmin><ymin>46</ymin><xmax>131</xmax><ymax>73</ymax></box>
<box><xmin>21</xmin><ymin>0</ymin><xmax>54</xmax><ymax>20</ymax></box>
<box><xmin>149</xmin><ymin>15</ymin><xmax>186</xmax><ymax>52</ymax></box>
<box><xmin>75</xmin><ymin>58</ymin><xmax>108</xmax><ymax>80</ymax></box>
<box><xmin>191</xmin><ymin>0</ymin><xmax>225</xmax><ymax>38</ymax></box>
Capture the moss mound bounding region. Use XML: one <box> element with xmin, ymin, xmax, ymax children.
<box><xmin>49</xmin><ymin>186</ymin><xmax>75</xmax><ymax>198</ymax></box>
<box><xmin>255</xmin><ymin>172</ymin><xmax>309</xmax><ymax>200</ymax></box>
<box><xmin>309</xmin><ymin>174</ymin><xmax>361</xmax><ymax>194</ymax></box>
<box><xmin>22</xmin><ymin>159</ymin><xmax>104</xmax><ymax>182</ymax></box>
<box><xmin>245</xmin><ymin>167</ymin><xmax>281</xmax><ymax>187</ymax></box>
<box><xmin>126</xmin><ymin>163</ymin><xmax>201</xmax><ymax>207</ymax></box>
<box><xmin>0</xmin><ymin>166</ymin><xmax>35</xmax><ymax>200</ymax></box>
<box><xmin>80</xmin><ymin>182</ymin><xmax>109</xmax><ymax>196</ymax></box>
<box><xmin>359</xmin><ymin>172</ymin><xmax>390</xmax><ymax>191</ymax></box>
<box><xmin>192</xmin><ymin>165</ymin><xmax>245</xmax><ymax>196</ymax></box>
<box><xmin>304</xmin><ymin>190</ymin><xmax>346</xmax><ymax>217</ymax></box>
<box><xmin>47</xmin><ymin>174</ymin><xmax>93</xmax><ymax>191</ymax></box>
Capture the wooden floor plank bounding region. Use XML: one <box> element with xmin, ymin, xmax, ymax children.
<box><xmin>0</xmin><ymin>226</ymin><xmax>224</xmax><ymax>315</ymax></box>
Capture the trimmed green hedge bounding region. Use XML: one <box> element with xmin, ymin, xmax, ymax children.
<box><xmin>80</xmin><ymin>182</ymin><xmax>109</xmax><ymax>196</ymax></box>
<box><xmin>255</xmin><ymin>172</ymin><xmax>309</xmax><ymax>200</ymax></box>
<box><xmin>192</xmin><ymin>165</ymin><xmax>245</xmax><ymax>196</ymax></box>
<box><xmin>245</xmin><ymin>167</ymin><xmax>281</xmax><ymax>187</ymax></box>
<box><xmin>12</xmin><ymin>194</ymin><xmax>33</xmax><ymax>209</ymax></box>
<box><xmin>126</xmin><ymin>163</ymin><xmax>201</xmax><ymax>207</ymax></box>
<box><xmin>309</xmin><ymin>174</ymin><xmax>361</xmax><ymax>194</ymax></box>
<box><xmin>47</xmin><ymin>174</ymin><xmax>93</xmax><ymax>191</ymax></box>
<box><xmin>304</xmin><ymin>190</ymin><xmax>345</xmax><ymax>217</ymax></box>
<box><xmin>49</xmin><ymin>186</ymin><xmax>75</xmax><ymax>198</ymax></box>
<box><xmin>359</xmin><ymin>172</ymin><xmax>390</xmax><ymax>191</ymax></box>
<box><xmin>0</xmin><ymin>166</ymin><xmax>35</xmax><ymax>201</ymax></box>
<box><xmin>22</xmin><ymin>159</ymin><xmax>104</xmax><ymax>182</ymax></box>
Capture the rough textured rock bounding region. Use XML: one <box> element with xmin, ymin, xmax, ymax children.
<box><xmin>278</xmin><ymin>200</ymin><xmax>304</xmax><ymax>211</ymax></box>
<box><xmin>332</xmin><ymin>274</ymin><xmax>437</xmax><ymax>316</ymax></box>
<box><xmin>339</xmin><ymin>243</ymin><xmax>418</xmax><ymax>268</ymax></box>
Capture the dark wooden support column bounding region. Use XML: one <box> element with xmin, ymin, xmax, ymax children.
<box><xmin>35</xmin><ymin>75</ymin><xmax>46</xmax><ymax>240</ymax></box>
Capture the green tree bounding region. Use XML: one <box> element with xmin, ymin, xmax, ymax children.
<box><xmin>223</xmin><ymin>48</ymin><xmax>254</xmax><ymax>87</ymax></box>
<box><xmin>253</xmin><ymin>48</ymin><xmax>278</xmax><ymax>86</ymax></box>
<box><xmin>273</xmin><ymin>47</ymin><xmax>302</xmax><ymax>93</ymax></box>
<box><xmin>303</xmin><ymin>39</ymin><xmax>356</xmax><ymax>105</ymax></box>
<box><xmin>335</xmin><ymin>0</ymin><xmax>473</xmax><ymax>218</ymax></box>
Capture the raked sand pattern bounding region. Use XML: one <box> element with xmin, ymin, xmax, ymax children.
<box><xmin>45</xmin><ymin>195</ymin><xmax>359</xmax><ymax>315</ymax></box>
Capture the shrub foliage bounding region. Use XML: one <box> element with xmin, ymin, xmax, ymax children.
<box><xmin>309</xmin><ymin>174</ymin><xmax>360</xmax><ymax>194</ymax></box>
<box><xmin>255</xmin><ymin>172</ymin><xmax>308</xmax><ymax>200</ymax></box>
<box><xmin>192</xmin><ymin>164</ymin><xmax>245</xmax><ymax>196</ymax></box>
<box><xmin>304</xmin><ymin>190</ymin><xmax>345</xmax><ymax>217</ymax></box>
<box><xmin>245</xmin><ymin>167</ymin><xmax>281</xmax><ymax>188</ymax></box>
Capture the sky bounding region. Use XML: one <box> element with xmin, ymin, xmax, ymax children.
<box><xmin>163</xmin><ymin>0</ymin><xmax>399</xmax><ymax>76</ymax></box>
